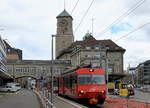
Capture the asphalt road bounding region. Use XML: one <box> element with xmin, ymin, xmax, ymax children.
<box><xmin>0</xmin><ymin>89</ymin><xmax>41</xmax><ymax>108</ymax></box>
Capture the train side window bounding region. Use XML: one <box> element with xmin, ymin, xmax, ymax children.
<box><xmin>74</xmin><ymin>75</ymin><xmax>77</xmax><ymax>83</ymax></box>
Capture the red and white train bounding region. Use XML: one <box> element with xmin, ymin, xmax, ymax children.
<box><xmin>57</xmin><ymin>67</ymin><xmax>106</xmax><ymax>104</ymax></box>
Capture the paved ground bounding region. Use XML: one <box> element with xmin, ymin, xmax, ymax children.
<box><xmin>105</xmin><ymin>96</ymin><xmax>150</xmax><ymax>108</ymax></box>
<box><xmin>108</xmin><ymin>89</ymin><xmax>150</xmax><ymax>103</ymax></box>
<box><xmin>34</xmin><ymin>88</ymin><xmax>150</xmax><ymax>108</ymax></box>
<box><xmin>106</xmin><ymin>89</ymin><xmax>150</xmax><ymax>108</ymax></box>
<box><xmin>53</xmin><ymin>96</ymin><xmax>108</xmax><ymax>108</ymax></box>
<box><xmin>0</xmin><ymin>89</ymin><xmax>41</xmax><ymax>108</ymax></box>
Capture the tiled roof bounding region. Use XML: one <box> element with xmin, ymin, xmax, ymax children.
<box><xmin>56</xmin><ymin>36</ymin><xmax>126</xmax><ymax>59</ymax></box>
<box><xmin>69</xmin><ymin>36</ymin><xmax>125</xmax><ymax>51</ymax></box>
<box><xmin>57</xmin><ymin>9</ymin><xmax>72</xmax><ymax>18</ymax></box>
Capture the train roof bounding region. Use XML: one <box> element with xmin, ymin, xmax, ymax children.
<box><xmin>62</xmin><ymin>65</ymin><xmax>105</xmax><ymax>75</ymax></box>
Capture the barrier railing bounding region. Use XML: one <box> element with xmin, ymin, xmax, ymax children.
<box><xmin>34</xmin><ymin>88</ymin><xmax>56</xmax><ymax>108</ymax></box>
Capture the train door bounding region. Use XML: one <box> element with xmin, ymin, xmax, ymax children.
<box><xmin>71</xmin><ymin>75</ymin><xmax>77</xmax><ymax>97</ymax></box>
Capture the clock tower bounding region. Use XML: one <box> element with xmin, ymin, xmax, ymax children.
<box><xmin>55</xmin><ymin>9</ymin><xmax>74</xmax><ymax>58</ymax></box>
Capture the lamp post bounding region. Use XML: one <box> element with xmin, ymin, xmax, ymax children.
<box><xmin>13</xmin><ymin>64</ymin><xmax>15</xmax><ymax>83</ymax></box>
<box><xmin>105</xmin><ymin>51</ymin><xmax>109</xmax><ymax>94</ymax></box>
<box><xmin>51</xmin><ymin>35</ymin><xmax>55</xmax><ymax>106</ymax></box>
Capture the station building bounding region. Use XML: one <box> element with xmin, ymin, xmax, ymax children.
<box><xmin>4</xmin><ymin>40</ymin><xmax>71</xmax><ymax>87</ymax></box>
<box><xmin>4</xmin><ymin>9</ymin><xmax>126</xmax><ymax>86</ymax></box>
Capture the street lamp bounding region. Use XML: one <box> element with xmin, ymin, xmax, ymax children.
<box><xmin>51</xmin><ymin>35</ymin><xmax>55</xmax><ymax>105</ymax></box>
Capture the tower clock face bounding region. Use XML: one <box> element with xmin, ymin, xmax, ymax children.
<box><xmin>59</xmin><ymin>19</ymin><xmax>68</xmax><ymax>27</ymax></box>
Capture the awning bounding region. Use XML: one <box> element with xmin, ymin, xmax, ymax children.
<box><xmin>0</xmin><ymin>71</ymin><xmax>13</xmax><ymax>80</ymax></box>
<box><xmin>109</xmin><ymin>73</ymin><xmax>126</xmax><ymax>82</ymax></box>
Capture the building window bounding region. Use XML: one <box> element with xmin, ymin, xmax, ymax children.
<box><xmin>91</xmin><ymin>62</ymin><xmax>100</xmax><ymax>67</ymax></box>
<box><xmin>86</xmin><ymin>47</ymin><xmax>91</xmax><ymax>50</ymax></box>
<box><xmin>8</xmin><ymin>68</ymin><xmax>12</xmax><ymax>73</ymax></box>
<box><xmin>95</xmin><ymin>46</ymin><xmax>99</xmax><ymax>50</ymax></box>
<box><xmin>85</xmin><ymin>54</ymin><xmax>91</xmax><ymax>58</ymax></box>
<box><xmin>108</xmin><ymin>63</ymin><xmax>115</xmax><ymax>73</ymax></box>
<box><xmin>95</xmin><ymin>54</ymin><xmax>101</xmax><ymax>58</ymax></box>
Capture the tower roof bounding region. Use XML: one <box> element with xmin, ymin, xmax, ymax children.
<box><xmin>57</xmin><ymin>9</ymin><xmax>72</xmax><ymax>18</ymax></box>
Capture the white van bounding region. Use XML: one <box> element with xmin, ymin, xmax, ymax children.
<box><xmin>0</xmin><ymin>85</ymin><xmax>18</xmax><ymax>92</ymax></box>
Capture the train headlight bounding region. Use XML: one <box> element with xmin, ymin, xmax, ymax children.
<box><xmin>80</xmin><ymin>90</ymin><xmax>84</xmax><ymax>93</ymax></box>
<box><xmin>89</xmin><ymin>68</ymin><xmax>94</xmax><ymax>72</ymax></box>
<box><xmin>101</xmin><ymin>90</ymin><xmax>105</xmax><ymax>93</ymax></box>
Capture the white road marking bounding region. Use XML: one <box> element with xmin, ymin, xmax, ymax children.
<box><xmin>56</xmin><ymin>96</ymin><xmax>83</xmax><ymax>108</ymax></box>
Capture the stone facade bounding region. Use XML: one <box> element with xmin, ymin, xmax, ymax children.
<box><xmin>55</xmin><ymin>10</ymin><xmax>74</xmax><ymax>58</ymax></box>
<box><xmin>57</xmin><ymin>33</ymin><xmax>125</xmax><ymax>75</ymax></box>
<box><xmin>6</xmin><ymin>60</ymin><xmax>71</xmax><ymax>79</ymax></box>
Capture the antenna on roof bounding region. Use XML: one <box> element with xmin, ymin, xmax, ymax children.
<box><xmin>91</xmin><ymin>18</ymin><xmax>95</xmax><ymax>36</ymax></box>
<box><xmin>64</xmin><ymin>0</ymin><xmax>66</xmax><ymax>10</ymax></box>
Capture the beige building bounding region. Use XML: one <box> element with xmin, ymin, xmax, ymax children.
<box><xmin>6</xmin><ymin>60</ymin><xmax>71</xmax><ymax>79</ymax></box>
<box><xmin>4</xmin><ymin>40</ymin><xmax>22</xmax><ymax>61</ymax></box>
<box><xmin>57</xmin><ymin>33</ymin><xmax>125</xmax><ymax>76</ymax></box>
<box><xmin>6</xmin><ymin>60</ymin><xmax>71</xmax><ymax>86</ymax></box>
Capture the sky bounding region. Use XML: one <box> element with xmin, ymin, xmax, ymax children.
<box><xmin>0</xmin><ymin>0</ymin><xmax>150</xmax><ymax>70</ymax></box>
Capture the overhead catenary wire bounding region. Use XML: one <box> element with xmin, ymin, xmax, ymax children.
<box><xmin>74</xmin><ymin>0</ymin><xmax>95</xmax><ymax>33</ymax></box>
<box><xmin>115</xmin><ymin>21</ymin><xmax>150</xmax><ymax>41</ymax></box>
<box><xmin>71</xmin><ymin>0</ymin><xmax>80</xmax><ymax>15</ymax></box>
<box><xmin>96</xmin><ymin>0</ymin><xmax>146</xmax><ymax>37</ymax></box>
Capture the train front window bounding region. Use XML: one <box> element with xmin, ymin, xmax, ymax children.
<box><xmin>78</xmin><ymin>75</ymin><xmax>105</xmax><ymax>85</ymax></box>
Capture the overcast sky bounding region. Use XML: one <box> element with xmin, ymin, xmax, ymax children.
<box><xmin>0</xmin><ymin>0</ymin><xmax>150</xmax><ymax>69</ymax></box>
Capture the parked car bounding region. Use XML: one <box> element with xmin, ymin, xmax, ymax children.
<box><xmin>6</xmin><ymin>83</ymin><xmax>21</xmax><ymax>90</ymax></box>
<box><xmin>0</xmin><ymin>85</ymin><xmax>18</xmax><ymax>92</ymax></box>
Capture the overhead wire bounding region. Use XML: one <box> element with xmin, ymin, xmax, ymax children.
<box><xmin>96</xmin><ymin>0</ymin><xmax>146</xmax><ymax>37</ymax></box>
<box><xmin>74</xmin><ymin>0</ymin><xmax>95</xmax><ymax>33</ymax></box>
<box><xmin>71</xmin><ymin>0</ymin><xmax>80</xmax><ymax>15</ymax></box>
<box><xmin>115</xmin><ymin>21</ymin><xmax>150</xmax><ymax>41</ymax></box>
